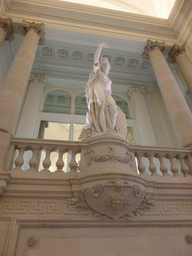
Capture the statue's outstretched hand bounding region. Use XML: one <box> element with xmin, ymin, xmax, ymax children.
<box><xmin>99</xmin><ymin>42</ymin><xmax>108</xmax><ymax>48</ymax></box>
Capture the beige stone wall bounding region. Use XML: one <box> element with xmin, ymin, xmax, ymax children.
<box><xmin>1</xmin><ymin>214</ymin><xmax>192</xmax><ymax>255</ymax></box>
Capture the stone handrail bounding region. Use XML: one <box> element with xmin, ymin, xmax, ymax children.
<box><xmin>131</xmin><ymin>144</ymin><xmax>192</xmax><ymax>176</ymax></box>
<box><xmin>9</xmin><ymin>137</ymin><xmax>192</xmax><ymax>177</ymax></box>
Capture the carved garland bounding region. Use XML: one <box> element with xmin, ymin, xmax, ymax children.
<box><xmin>85</xmin><ymin>146</ymin><xmax>132</xmax><ymax>167</ymax></box>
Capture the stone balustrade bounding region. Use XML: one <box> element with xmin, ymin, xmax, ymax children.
<box><xmin>9</xmin><ymin>137</ymin><xmax>81</xmax><ymax>173</ymax></box>
<box><xmin>8</xmin><ymin>137</ymin><xmax>192</xmax><ymax>178</ymax></box>
<box><xmin>133</xmin><ymin>145</ymin><xmax>191</xmax><ymax>177</ymax></box>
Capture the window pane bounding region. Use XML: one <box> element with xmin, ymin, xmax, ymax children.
<box><xmin>43</xmin><ymin>89</ymin><xmax>71</xmax><ymax>114</ymax></box>
<box><xmin>126</xmin><ymin>127</ymin><xmax>134</xmax><ymax>144</ymax></box>
<box><xmin>75</xmin><ymin>92</ymin><xmax>88</xmax><ymax>116</ymax></box>
<box><xmin>73</xmin><ymin>123</ymin><xmax>85</xmax><ymax>141</ymax></box>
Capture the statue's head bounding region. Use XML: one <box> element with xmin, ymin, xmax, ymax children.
<box><xmin>101</xmin><ymin>57</ymin><xmax>111</xmax><ymax>75</ymax></box>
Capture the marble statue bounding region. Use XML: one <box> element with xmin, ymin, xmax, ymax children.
<box><xmin>79</xmin><ymin>42</ymin><xmax>127</xmax><ymax>140</ymax></box>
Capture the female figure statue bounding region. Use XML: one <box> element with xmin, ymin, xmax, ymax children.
<box><xmin>79</xmin><ymin>42</ymin><xmax>127</xmax><ymax>140</ymax></box>
<box><xmin>85</xmin><ymin>42</ymin><xmax>117</xmax><ymax>133</ymax></box>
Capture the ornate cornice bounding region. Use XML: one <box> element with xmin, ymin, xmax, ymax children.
<box><xmin>31</xmin><ymin>66</ymin><xmax>157</xmax><ymax>86</ymax></box>
<box><xmin>142</xmin><ymin>39</ymin><xmax>165</xmax><ymax>59</ymax></box>
<box><xmin>168</xmin><ymin>44</ymin><xmax>185</xmax><ymax>63</ymax></box>
<box><xmin>0</xmin><ymin>0</ymin><xmax>191</xmax><ymax>44</ymax></box>
<box><xmin>0</xmin><ymin>17</ymin><xmax>14</xmax><ymax>41</ymax></box>
<box><xmin>22</xmin><ymin>20</ymin><xmax>44</xmax><ymax>44</ymax></box>
<box><xmin>0</xmin><ymin>0</ymin><xmax>180</xmax><ymax>42</ymax></box>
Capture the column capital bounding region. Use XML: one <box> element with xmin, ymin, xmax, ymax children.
<box><xmin>127</xmin><ymin>85</ymin><xmax>145</xmax><ymax>99</ymax></box>
<box><xmin>0</xmin><ymin>17</ymin><xmax>14</xmax><ymax>41</ymax></box>
<box><xmin>142</xmin><ymin>39</ymin><xmax>165</xmax><ymax>59</ymax></box>
<box><xmin>29</xmin><ymin>73</ymin><xmax>47</xmax><ymax>85</ymax></box>
<box><xmin>22</xmin><ymin>20</ymin><xmax>45</xmax><ymax>45</ymax></box>
<box><xmin>168</xmin><ymin>44</ymin><xmax>185</xmax><ymax>63</ymax></box>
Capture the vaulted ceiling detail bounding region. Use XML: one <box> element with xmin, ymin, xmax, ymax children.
<box><xmin>60</xmin><ymin>0</ymin><xmax>176</xmax><ymax>19</ymax></box>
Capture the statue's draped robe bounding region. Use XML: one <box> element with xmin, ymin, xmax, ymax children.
<box><xmin>85</xmin><ymin>63</ymin><xmax>117</xmax><ymax>133</ymax></box>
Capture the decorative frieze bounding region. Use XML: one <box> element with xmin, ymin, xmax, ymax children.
<box><xmin>0</xmin><ymin>17</ymin><xmax>14</xmax><ymax>41</ymax></box>
<box><xmin>2</xmin><ymin>198</ymin><xmax>192</xmax><ymax>220</ymax></box>
<box><xmin>129</xmin><ymin>59</ymin><xmax>138</xmax><ymax>67</ymax></box>
<box><xmin>115</xmin><ymin>57</ymin><xmax>125</xmax><ymax>66</ymax></box>
<box><xmin>72</xmin><ymin>51</ymin><xmax>82</xmax><ymax>61</ymax></box>
<box><xmin>42</xmin><ymin>47</ymin><xmax>52</xmax><ymax>57</ymax></box>
<box><xmin>58</xmin><ymin>49</ymin><xmax>67</xmax><ymax>59</ymax></box>
<box><xmin>142</xmin><ymin>39</ymin><xmax>165</xmax><ymax>59</ymax></box>
<box><xmin>22</xmin><ymin>20</ymin><xmax>44</xmax><ymax>44</ymax></box>
<box><xmin>142</xmin><ymin>60</ymin><xmax>151</xmax><ymax>69</ymax></box>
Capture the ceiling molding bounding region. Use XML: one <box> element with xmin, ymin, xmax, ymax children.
<box><xmin>1</xmin><ymin>0</ymin><xmax>191</xmax><ymax>44</ymax></box>
<box><xmin>32</xmin><ymin>64</ymin><xmax>157</xmax><ymax>87</ymax></box>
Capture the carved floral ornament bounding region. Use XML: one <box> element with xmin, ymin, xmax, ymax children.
<box><xmin>27</xmin><ymin>236</ymin><xmax>37</xmax><ymax>247</ymax></box>
<box><xmin>142</xmin><ymin>39</ymin><xmax>165</xmax><ymax>59</ymax></box>
<box><xmin>67</xmin><ymin>178</ymin><xmax>154</xmax><ymax>220</ymax></box>
<box><xmin>22</xmin><ymin>20</ymin><xmax>45</xmax><ymax>45</ymax></box>
<box><xmin>0</xmin><ymin>17</ymin><xmax>14</xmax><ymax>41</ymax></box>
<box><xmin>185</xmin><ymin>235</ymin><xmax>192</xmax><ymax>244</ymax></box>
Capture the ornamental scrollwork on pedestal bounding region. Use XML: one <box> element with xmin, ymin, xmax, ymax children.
<box><xmin>67</xmin><ymin>179</ymin><xmax>155</xmax><ymax>220</ymax></box>
<box><xmin>22</xmin><ymin>20</ymin><xmax>45</xmax><ymax>44</ymax></box>
<box><xmin>85</xmin><ymin>146</ymin><xmax>132</xmax><ymax>168</ymax></box>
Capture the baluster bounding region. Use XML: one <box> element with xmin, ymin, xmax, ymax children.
<box><xmin>178</xmin><ymin>155</ymin><xmax>190</xmax><ymax>177</ymax></box>
<box><xmin>14</xmin><ymin>146</ymin><xmax>25</xmax><ymax>170</ymax></box>
<box><xmin>69</xmin><ymin>149</ymin><xmax>78</xmax><ymax>172</ymax></box>
<box><xmin>147</xmin><ymin>153</ymin><xmax>157</xmax><ymax>175</ymax></box>
<box><xmin>158</xmin><ymin>154</ymin><xmax>168</xmax><ymax>176</ymax></box>
<box><xmin>28</xmin><ymin>146</ymin><xmax>39</xmax><ymax>170</ymax></box>
<box><xmin>42</xmin><ymin>148</ymin><xmax>52</xmax><ymax>171</ymax></box>
<box><xmin>56</xmin><ymin>149</ymin><xmax>65</xmax><ymax>172</ymax></box>
<box><xmin>169</xmin><ymin>154</ymin><xmax>179</xmax><ymax>176</ymax></box>
<box><xmin>136</xmin><ymin>153</ymin><xmax>146</xmax><ymax>174</ymax></box>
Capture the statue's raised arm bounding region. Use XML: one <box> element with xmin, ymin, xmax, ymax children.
<box><xmin>79</xmin><ymin>42</ymin><xmax>127</xmax><ymax>140</ymax></box>
<box><xmin>94</xmin><ymin>42</ymin><xmax>108</xmax><ymax>65</ymax></box>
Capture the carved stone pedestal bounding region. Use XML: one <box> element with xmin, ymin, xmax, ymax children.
<box><xmin>69</xmin><ymin>132</ymin><xmax>154</xmax><ymax>220</ymax></box>
<box><xmin>80</xmin><ymin>132</ymin><xmax>136</xmax><ymax>177</ymax></box>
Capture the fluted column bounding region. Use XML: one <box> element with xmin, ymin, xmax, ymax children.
<box><xmin>0</xmin><ymin>18</ymin><xmax>14</xmax><ymax>46</ymax></box>
<box><xmin>143</xmin><ymin>39</ymin><xmax>192</xmax><ymax>147</ymax></box>
<box><xmin>0</xmin><ymin>20</ymin><xmax>44</xmax><ymax>135</ymax></box>
<box><xmin>169</xmin><ymin>44</ymin><xmax>192</xmax><ymax>95</ymax></box>
<box><xmin>0</xmin><ymin>20</ymin><xmax>44</xmax><ymax>172</ymax></box>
